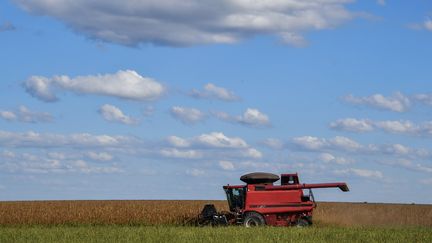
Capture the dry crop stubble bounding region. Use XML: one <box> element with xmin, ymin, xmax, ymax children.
<box><xmin>0</xmin><ymin>200</ymin><xmax>431</xmax><ymax>227</ymax></box>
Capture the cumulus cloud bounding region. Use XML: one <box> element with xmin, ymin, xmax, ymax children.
<box><xmin>0</xmin><ymin>106</ymin><xmax>53</xmax><ymax>123</ymax></box>
<box><xmin>195</xmin><ymin>132</ymin><xmax>248</xmax><ymax>149</ymax></box>
<box><xmin>219</xmin><ymin>160</ymin><xmax>235</xmax><ymax>171</ymax></box>
<box><xmin>330</xmin><ymin>118</ymin><xmax>373</xmax><ymax>132</ymax></box>
<box><xmin>374</xmin><ymin>120</ymin><xmax>417</xmax><ymax>134</ymax></box>
<box><xmin>0</xmin><ymin>152</ymin><xmax>121</xmax><ymax>174</ymax></box>
<box><xmin>343</xmin><ymin>92</ymin><xmax>410</xmax><ymax>112</ymax></box>
<box><xmin>291</xmin><ymin>135</ymin><xmax>413</xmax><ymax>154</ymax></box>
<box><xmin>319</xmin><ymin>153</ymin><xmax>353</xmax><ymax>165</ymax></box>
<box><xmin>166</xmin><ymin>136</ymin><xmax>190</xmax><ymax>148</ymax></box>
<box><xmin>237</xmin><ymin>108</ymin><xmax>271</xmax><ymax>127</ymax></box>
<box><xmin>261</xmin><ymin>138</ymin><xmax>284</xmax><ymax>150</ymax></box>
<box><xmin>242</xmin><ymin>148</ymin><xmax>263</xmax><ymax>159</ymax></box>
<box><xmin>71</xmin><ymin>159</ymin><xmax>122</xmax><ymax>173</ymax></box>
<box><xmin>335</xmin><ymin>168</ymin><xmax>383</xmax><ymax>179</ymax></box>
<box><xmin>413</xmin><ymin>93</ymin><xmax>432</xmax><ymax>106</ymax></box>
<box><xmin>189</xmin><ymin>83</ymin><xmax>239</xmax><ymax>101</ymax></box>
<box><xmin>186</xmin><ymin>168</ymin><xmax>205</xmax><ymax>177</ymax></box>
<box><xmin>289</xmin><ymin>135</ymin><xmax>432</xmax><ymax>173</ymax></box>
<box><xmin>407</xmin><ymin>18</ymin><xmax>432</xmax><ymax>31</ymax></box>
<box><xmin>292</xmin><ymin>136</ymin><xmax>328</xmax><ymax>151</ymax></box>
<box><xmin>162</xmin><ymin>132</ymin><xmax>261</xmax><ymax>160</ymax></box>
<box><xmin>330</xmin><ymin>118</ymin><xmax>432</xmax><ymax>137</ymax></box>
<box><xmin>24</xmin><ymin>70</ymin><xmax>165</xmax><ymax>102</ymax></box>
<box><xmin>381</xmin><ymin>159</ymin><xmax>432</xmax><ymax>174</ymax></box>
<box><xmin>0</xmin><ymin>130</ymin><xmax>260</xmax><ymax>164</ymax></box>
<box><xmin>170</xmin><ymin>106</ymin><xmax>206</xmax><ymax>125</ymax></box>
<box><xmin>213</xmin><ymin>108</ymin><xmax>270</xmax><ymax>127</ymax></box>
<box><xmin>0</xmin><ymin>130</ymin><xmax>136</xmax><ymax>148</ymax></box>
<box><xmin>0</xmin><ymin>111</ymin><xmax>17</xmax><ymax>121</ymax></box>
<box><xmin>87</xmin><ymin>151</ymin><xmax>113</xmax><ymax>161</ymax></box>
<box><xmin>99</xmin><ymin>104</ymin><xmax>138</xmax><ymax>125</ymax></box>
<box><xmin>14</xmin><ymin>0</ymin><xmax>356</xmax><ymax>47</ymax></box>
<box><xmin>292</xmin><ymin>136</ymin><xmax>361</xmax><ymax>152</ymax></box>
<box><xmin>160</xmin><ymin>148</ymin><xmax>202</xmax><ymax>159</ymax></box>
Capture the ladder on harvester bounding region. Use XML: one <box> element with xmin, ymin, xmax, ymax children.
<box><xmin>236</xmin><ymin>212</ymin><xmax>243</xmax><ymax>224</ymax></box>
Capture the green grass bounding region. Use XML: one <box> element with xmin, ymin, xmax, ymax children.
<box><xmin>1</xmin><ymin>226</ymin><xmax>431</xmax><ymax>243</ymax></box>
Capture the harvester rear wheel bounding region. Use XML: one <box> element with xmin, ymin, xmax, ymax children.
<box><xmin>243</xmin><ymin>212</ymin><xmax>265</xmax><ymax>227</ymax></box>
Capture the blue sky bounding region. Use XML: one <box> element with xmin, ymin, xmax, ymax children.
<box><xmin>1</xmin><ymin>0</ymin><xmax>432</xmax><ymax>203</ymax></box>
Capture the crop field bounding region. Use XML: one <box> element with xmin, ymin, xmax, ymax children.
<box><xmin>1</xmin><ymin>200</ymin><xmax>431</xmax><ymax>242</ymax></box>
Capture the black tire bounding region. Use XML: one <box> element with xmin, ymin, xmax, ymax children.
<box><xmin>296</xmin><ymin>218</ymin><xmax>310</xmax><ymax>228</ymax></box>
<box><xmin>243</xmin><ymin>212</ymin><xmax>266</xmax><ymax>227</ymax></box>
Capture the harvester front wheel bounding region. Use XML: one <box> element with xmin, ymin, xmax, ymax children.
<box><xmin>296</xmin><ymin>218</ymin><xmax>310</xmax><ymax>227</ymax></box>
<box><xmin>243</xmin><ymin>212</ymin><xmax>265</xmax><ymax>227</ymax></box>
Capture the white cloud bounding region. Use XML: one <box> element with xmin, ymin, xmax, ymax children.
<box><xmin>0</xmin><ymin>111</ymin><xmax>17</xmax><ymax>120</ymax></box>
<box><xmin>238</xmin><ymin>108</ymin><xmax>270</xmax><ymax>127</ymax></box>
<box><xmin>190</xmin><ymin>83</ymin><xmax>239</xmax><ymax>101</ymax></box>
<box><xmin>330</xmin><ymin>118</ymin><xmax>432</xmax><ymax>137</ymax></box>
<box><xmin>279</xmin><ymin>32</ymin><xmax>307</xmax><ymax>47</ymax></box>
<box><xmin>70</xmin><ymin>160</ymin><xmax>122</xmax><ymax>173</ymax></box>
<box><xmin>87</xmin><ymin>152</ymin><xmax>113</xmax><ymax>161</ymax></box>
<box><xmin>219</xmin><ymin>160</ymin><xmax>235</xmax><ymax>171</ymax></box>
<box><xmin>213</xmin><ymin>108</ymin><xmax>270</xmax><ymax>127</ymax></box>
<box><xmin>262</xmin><ymin>138</ymin><xmax>284</xmax><ymax>150</ymax></box>
<box><xmin>319</xmin><ymin>153</ymin><xmax>353</xmax><ymax>165</ymax></box>
<box><xmin>160</xmin><ymin>148</ymin><xmax>202</xmax><ymax>159</ymax></box>
<box><xmin>99</xmin><ymin>104</ymin><xmax>137</xmax><ymax>125</ymax></box>
<box><xmin>24</xmin><ymin>70</ymin><xmax>165</xmax><ymax>102</ymax></box>
<box><xmin>170</xmin><ymin>106</ymin><xmax>206</xmax><ymax>125</ymax></box>
<box><xmin>381</xmin><ymin>159</ymin><xmax>432</xmax><ymax>174</ymax></box>
<box><xmin>344</xmin><ymin>92</ymin><xmax>410</xmax><ymax>112</ymax></box>
<box><xmin>425</xmin><ymin>19</ymin><xmax>432</xmax><ymax>31</ymax></box>
<box><xmin>374</xmin><ymin>120</ymin><xmax>416</xmax><ymax>134</ymax></box>
<box><xmin>383</xmin><ymin>144</ymin><xmax>411</xmax><ymax>155</ymax></box>
<box><xmin>350</xmin><ymin>168</ymin><xmax>383</xmax><ymax>179</ymax></box>
<box><xmin>376</xmin><ymin>121</ymin><xmax>432</xmax><ymax>137</ymax></box>
<box><xmin>335</xmin><ymin>168</ymin><xmax>383</xmax><ymax>179</ymax></box>
<box><xmin>330</xmin><ymin>118</ymin><xmax>373</xmax><ymax>132</ymax></box>
<box><xmin>242</xmin><ymin>148</ymin><xmax>263</xmax><ymax>159</ymax></box>
<box><xmin>320</xmin><ymin>153</ymin><xmax>335</xmax><ymax>162</ymax></box>
<box><xmin>186</xmin><ymin>168</ymin><xmax>205</xmax><ymax>177</ymax></box>
<box><xmin>413</xmin><ymin>93</ymin><xmax>432</xmax><ymax>106</ymax></box>
<box><xmin>14</xmin><ymin>0</ymin><xmax>356</xmax><ymax>47</ymax></box>
<box><xmin>163</xmin><ymin>133</ymin><xmax>261</xmax><ymax>160</ymax></box>
<box><xmin>0</xmin><ymin>152</ymin><xmax>121</xmax><ymax>174</ymax></box>
<box><xmin>293</xmin><ymin>135</ymin><xmax>419</xmax><ymax>155</ymax></box>
<box><xmin>240</xmin><ymin>161</ymin><xmax>272</xmax><ymax>169</ymax></box>
<box><xmin>195</xmin><ymin>132</ymin><xmax>248</xmax><ymax>149</ymax></box>
<box><xmin>329</xmin><ymin>136</ymin><xmax>362</xmax><ymax>151</ymax></box>
<box><xmin>0</xmin><ymin>130</ymin><xmax>135</xmax><ymax>148</ymax></box>
<box><xmin>0</xmin><ymin>106</ymin><xmax>53</xmax><ymax>123</ymax></box>
<box><xmin>292</xmin><ymin>136</ymin><xmax>328</xmax><ymax>150</ymax></box>
<box><xmin>166</xmin><ymin>136</ymin><xmax>190</xmax><ymax>148</ymax></box>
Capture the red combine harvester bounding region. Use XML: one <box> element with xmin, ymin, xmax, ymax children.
<box><xmin>197</xmin><ymin>172</ymin><xmax>349</xmax><ymax>227</ymax></box>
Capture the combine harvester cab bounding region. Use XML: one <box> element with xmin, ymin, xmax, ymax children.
<box><xmin>198</xmin><ymin>172</ymin><xmax>349</xmax><ymax>227</ymax></box>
